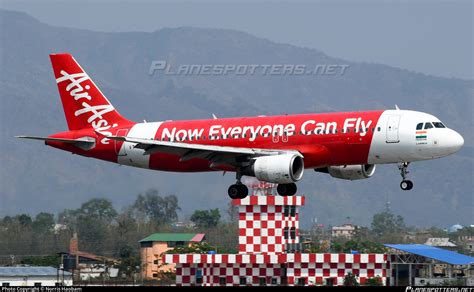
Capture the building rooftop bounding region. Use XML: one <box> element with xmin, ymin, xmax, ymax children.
<box><xmin>332</xmin><ymin>224</ymin><xmax>356</xmax><ymax>230</ymax></box>
<box><xmin>232</xmin><ymin>195</ymin><xmax>304</xmax><ymax>206</ymax></box>
<box><xmin>385</xmin><ymin>244</ymin><xmax>474</xmax><ymax>265</ymax></box>
<box><xmin>140</xmin><ymin>233</ymin><xmax>205</xmax><ymax>243</ymax></box>
<box><xmin>424</xmin><ymin>237</ymin><xmax>457</xmax><ymax>247</ymax></box>
<box><xmin>0</xmin><ymin>266</ymin><xmax>72</xmax><ymax>277</ymax></box>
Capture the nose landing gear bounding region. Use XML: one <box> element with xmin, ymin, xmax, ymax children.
<box><xmin>398</xmin><ymin>162</ymin><xmax>413</xmax><ymax>191</ymax></box>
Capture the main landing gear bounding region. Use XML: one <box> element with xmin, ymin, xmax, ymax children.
<box><xmin>398</xmin><ymin>162</ymin><xmax>413</xmax><ymax>191</ymax></box>
<box><xmin>227</xmin><ymin>172</ymin><xmax>298</xmax><ymax>199</ymax></box>
<box><xmin>228</xmin><ymin>183</ymin><xmax>248</xmax><ymax>199</ymax></box>
<box><xmin>228</xmin><ymin>172</ymin><xmax>249</xmax><ymax>199</ymax></box>
<box><xmin>277</xmin><ymin>183</ymin><xmax>297</xmax><ymax>196</ymax></box>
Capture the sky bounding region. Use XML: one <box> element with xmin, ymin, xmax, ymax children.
<box><xmin>0</xmin><ymin>0</ymin><xmax>472</xmax><ymax>79</ymax></box>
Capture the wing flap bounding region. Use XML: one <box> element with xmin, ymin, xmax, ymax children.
<box><xmin>106</xmin><ymin>135</ymin><xmax>283</xmax><ymax>156</ymax></box>
<box><xmin>104</xmin><ymin>134</ymin><xmax>301</xmax><ymax>168</ymax></box>
<box><xmin>16</xmin><ymin>136</ymin><xmax>96</xmax><ymax>150</ymax></box>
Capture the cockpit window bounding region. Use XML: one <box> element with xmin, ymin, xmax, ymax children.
<box><xmin>433</xmin><ymin>122</ymin><xmax>446</xmax><ymax>128</ymax></box>
<box><xmin>424</xmin><ymin>122</ymin><xmax>433</xmax><ymax>129</ymax></box>
<box><xmin>416</xmin><ymin>123</ymin><xmax>424</xmax><ymax>130</ymax></box>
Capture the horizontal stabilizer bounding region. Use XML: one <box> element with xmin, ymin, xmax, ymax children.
<box><xmin>15</xmin><ymin>136</ymin><xmax>95</xmax><ymax>150</ymax></box>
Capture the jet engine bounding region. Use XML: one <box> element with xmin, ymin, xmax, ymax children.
<box><xmin>318</xmin><ymin>164</ymin><xmax>376</xmax><ymax>180</ymax></box>
<box><xmin>243</xmin><ymin>154</ymin><xmax>304</xmax><ymax>184</ymax></box>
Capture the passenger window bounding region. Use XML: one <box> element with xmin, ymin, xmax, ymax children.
<box><xmin>424</xmin><ymin>122</ymin><xmax>433</xmax><ymax>129</ymax></box>
<box><xmin>416</xmin><ymin>123</ymin><xmax>423</xmax><ymax>130</ymax></box>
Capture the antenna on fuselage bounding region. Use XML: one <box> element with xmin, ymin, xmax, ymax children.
<box><xmin>395</xmin><ymin>105</ymin><xmax>400</xmax><ymax>110</ymax></box>
<box><xmin>212</xmin><ymin>113</ymin><xmax>218</xmax><ymax>119</ymax></box>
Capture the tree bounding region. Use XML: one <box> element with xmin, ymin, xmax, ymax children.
<box><xmin>58</xmin><ymin>209</ymin><xmax>79</xmax><ymax>226</ymax></box>
<box><xmin>343</xmin><ymin>272</ymin><xmax>359</xmax><ymax>286</ymax></box>
<box><xmin>365</xmin><ymin>276</ymin><xmax>383</xmax><ymax>286</ymax></box>
<box><xmin>190</xmin><ymin>209</ymin><xmax>221</xmax><ymax>228</ymax></box>
<box><xmin>162</xmin><ymin>195</ymin><xmax>180</xmax><ymax>223</ymax></box>
<box><xmin>22</xmin><ymin>255</ymin><xmax>60</xmax><ymax>267</ymax></box>
<box><xmin>227</xmin><ymin>202</ymin><xmax>239</xmax><ymax>222</ymax></box>
<box><xmin>32</xmin><ymin>212</ymin><xmax>55</xmax><ymax>232</ymax></box>
<box><xmin>131</xmin><ymin>189</ymin><xmax>180</xmax><ymax>225</ymax></box>
<box><xmin>371</xmin><ymin>211</ymin><xmax>406</xmax><ymax>239</ymax></box>
<box><xmin>165</xmin><ymin>242</ymin><xmax>215</xmax><ymax>254</ymax></box>
<box><xmin>79</xmin><ymin>198</ymin><xmax>117</xmax><ymax>223</ymax></box>
<box><xmin>116</xmin><ymin>244</ymin><xmax>140</xmax><ymax>279</ymax></box>
<box><xmin>17</xmin><ymin>214</ymin><xmax>32</xmax><ymax>226</ymax></box>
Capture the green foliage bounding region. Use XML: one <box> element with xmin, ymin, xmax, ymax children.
<box><xmin>370</xmin><ymin>211</ymin><xmax>407</xmax><ymax>242</ymax></box>
<box><xmin>165</xmin><ymin>242</ymin><xmax>216</xmax><ymax>254</ymax></box>
<box><xmin>22</xmin><ymin>255</ymin><xmax>60</xmax><ymax>267</ymax></box>
<box><xmin>116</xmin><ymin>244</ymin><xmax>140</xmax><ymax>279</ymax></box>
<box><xmin>343</xmin><ymin>272</ymin><xmax>359</xmax><ymax>286</ymax></box>
<box><xmin>131</xmin><ymin>189</ymin><xmax>180</xmax><ymax>225</ymax></box>
<box><xmin>198</xmin><ymin>222</ymin><xmax>239</xmax><ymax>254</ymax></box>
<box><xmin>79</xmin><ymin>198</ymin><xmax>118</xmax><ymax>223</ymax></box>
<box><xmin>331</xmin><ymin>240</ymin><xmax>387</xmax><ymax>253</ymax></box>
<box><xmin>365</xmin><ymin>276</ymin><xmax>383</xmax><ymax>286</ymax></box>
<box><xmin>227</xmin><ymin>202</ymin><xmax>239</xmax><ymax>222</ymax></box>
<box><xmin>32</xmin><ymin>212</ymin><xmax>55</xmax><ymax>232</ymax></box>
<box><xmin>17</xmin><ymin>214</ymin><xmax>32</xmax><ymax>226</ymax></box>
<box><xmin>190</xmin><ymin>209</ymin><xmax>221</xmax><ymax>228</ymax></box>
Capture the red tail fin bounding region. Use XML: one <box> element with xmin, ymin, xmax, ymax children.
<box><xmin>50</xmin><ymin>53</ymin><xmax>131</xmax><ymax>131</ymax></box>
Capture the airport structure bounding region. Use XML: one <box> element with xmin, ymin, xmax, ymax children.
<box><xmin>0</xmin><ymin>266</ymin><xmax>73</xmax><ymax>286</ymax></box>
<box><xmin>140</xmin><ymin>233</ymin><xmax>206</xmax><ymax>279</ymax></box>
<box><xmin>163</xmin><ymin>194</ymin><xmax>390</xmax><ymax>286</ymax></box>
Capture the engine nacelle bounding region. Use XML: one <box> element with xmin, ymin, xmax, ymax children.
<box><xmin>326</xmin><ymin>164</ymin><xmax>376</xmax><ymax>180</ymax></box>
<box><xmin>243</xmin><ymin>154</ymin><xmax>304</xmax><ymax>184</ymax></box>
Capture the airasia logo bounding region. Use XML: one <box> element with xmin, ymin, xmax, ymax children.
<box><xmin>56</xmin><ymin>71</ymin><xmax>117</xmax><ymax>144</ymax></box>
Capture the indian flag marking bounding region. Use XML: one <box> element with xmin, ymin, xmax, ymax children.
<box><xmin>416</xmin><ymin>130</ymin><xmax>427</xmax><ymax>140</ymax></box>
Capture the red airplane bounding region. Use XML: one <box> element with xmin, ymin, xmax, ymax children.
<box><xmin>18</xmin><ymin>54</ymin><xmax>464</xmax><ymax>198</ymax></box>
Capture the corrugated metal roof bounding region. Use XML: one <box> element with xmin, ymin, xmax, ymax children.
<box><xmin>0</xmin><ymin>266</ymin><xmax>72</xmax><ymax>277</ymax></box>
<box><xmin>385</xmin><ymin>244</ymin><xmax>474</xmax><ymax>265</ymax></box>
<box><xmin>139</xmin><ymin>233</ymin><xmax>205</xmax><ymax>243</ymax></box>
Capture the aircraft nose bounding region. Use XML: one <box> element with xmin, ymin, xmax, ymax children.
<box><xmin>447</xmin><ymin>130</ymin><xmax>464</xmax><ymax>153</ymax></box>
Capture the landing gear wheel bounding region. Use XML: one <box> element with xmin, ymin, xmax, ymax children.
<box><xmin>277</xmin><ymin>183</ymin><xmax>297</xmax><ymax>196</ymax></box>
<box><xmin>228</xmin><ymin>184</ymin><xmax>248</xmax><ymax>199</ymax></box>
<box><xmin>400</xmin><ymin>180</ymin><xmax>413</xmax><ymax>191</ymax></box>
<box><xmin>398</xmin><ymin>162</ymin><xmax>414</xmax><ymax>191</ymax></box>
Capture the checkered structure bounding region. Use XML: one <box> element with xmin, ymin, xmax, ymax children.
<box><xmin>162</xmin><ymin>195</ymin><xmax>392</xmax><ymax>286</ymax></box>
<box><xmin>163</xmin><ymin>253</ymin><xmax>389</xmax><ymax>286</ymax></box>
<box><xmin>232</xmin><ymin>196</ymin><xmax>304</xmax><ymax>254</ymax></box>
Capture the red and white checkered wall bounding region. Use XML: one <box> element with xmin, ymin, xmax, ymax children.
<box><xmin>167</xmin><ymin>253</ymin><xmax>389</xmax><ymax>286</ymax></box>
<box><xmin>233</xmin><ymin>196</ymin><xmax>304</xmax><ymax>254</ymax></box>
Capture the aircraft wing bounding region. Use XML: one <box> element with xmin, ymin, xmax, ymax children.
<box><xmin>15</xmin><ymin>135</ymin><xmax>96</xmax><ymax>150</ymax></box>
<box><xmin>106</xmin><ymin>134</ymin><xmax>301</xmax><ymax>166</ymax></box>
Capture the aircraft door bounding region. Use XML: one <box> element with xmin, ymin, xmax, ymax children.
<box><xmin>386</xmin><ymin>115</ymin><xmax>400</xmax><ymax>143</ymax></box>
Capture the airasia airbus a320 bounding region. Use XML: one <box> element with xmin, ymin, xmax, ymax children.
<box><xmin>18</xmin><ymin>54</ymin><xmax>464</xmax><ymax>199</ymax></box>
